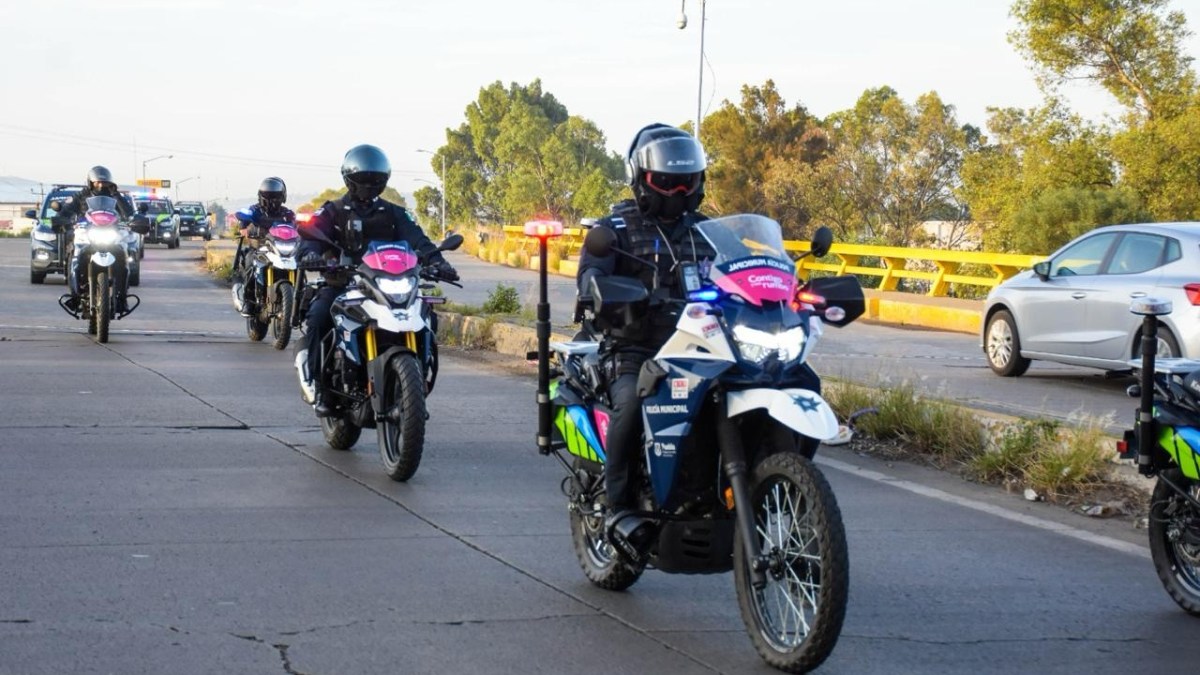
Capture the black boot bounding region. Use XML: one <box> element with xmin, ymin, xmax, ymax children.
<box><xmin>313</xmin><ymin>389</ymin><xmax>334</xmax><ymax>418</ymax></box>
<box><xmin>605</xmin><ymin>508</ymin><xmax>655</xmax><ymax>561</ymax></box>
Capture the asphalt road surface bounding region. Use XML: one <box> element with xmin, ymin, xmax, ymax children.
<box><xmin>1</xmin><ymin>238</ymin><xmax>1198</xmax><ymax>674</ymax></box>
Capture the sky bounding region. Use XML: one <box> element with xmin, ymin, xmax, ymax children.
<box><xmin>4</xmin><ymin>0</ymin><xmax>1200</xmax><ymax>206</ymax></box>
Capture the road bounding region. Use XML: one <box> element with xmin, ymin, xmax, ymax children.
<box><xmin>1</xmin><ymin>238</ymin><xmax>1198</xmax><ymax>674</ymax></box>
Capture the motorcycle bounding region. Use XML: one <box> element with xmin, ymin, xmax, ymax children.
<box><xmin>57</xmin><ymin>196</ymin><xmax>149</xmax><ymax>343</ymax></box>
<box><xmin>233</xmin><ymin>222</ymin><xmax>300</xmax><ymax>349</ymax></box>
<box><xmin>534</xmin><ymin>215</ymin><xmax>864</xmax><ymax>673</ymax></box>
<box><xmin>1119</xmin><ymin>298</ymin><xmax>1200</xmax><ymax>616</ymax></box>
<box><xmin>295</xmin><ymin>232</ymin><xmax>464</xmax><ymax>481</ymax></box>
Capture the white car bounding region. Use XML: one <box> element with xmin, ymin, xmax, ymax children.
<box><xmin>981</xmin><ymin>222</ymin><xmax>1200</xmax><ymax>376</ymax></box>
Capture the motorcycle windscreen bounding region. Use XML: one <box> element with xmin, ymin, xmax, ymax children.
<box><xmin>696</xmin><ymin>214</ymin><xmax>796</xmax><ymax>306</ymax></box>
<box><xmin>361</xmin><ymin>240</ymin><xmax>418</xmax><ymax>275</ymax></box>
<box><xmin>84</xmin><ymin>196</ymin><xmax>120</xmax><ymax>226</ymax></box>
<box><xmin>808</xmin><ymin>276</ymin><xmax>866</xmax><ymax>327</ymax></box>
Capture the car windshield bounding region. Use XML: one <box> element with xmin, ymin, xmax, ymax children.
<box><xmin>138</xmin><ymin>200</ymin><xmax>172</xmax><ymax>215</ymax></box>
<box><xmin>41</xmin><ymin>189</ymin><xmax>80</xmax><ymax>219</ymax></box>
<box><xmin>178</xmin><ymin>204</ymin><xmax>204</xmax><ymax>216</ymax></box>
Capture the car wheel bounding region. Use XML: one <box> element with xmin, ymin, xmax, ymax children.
<box><xmin>985</xmin><ymin>309</ymin><xmax>1031</xmax><ymax>377</ymax></box>
<box><xmin>1132</xmin><ymin>326</ymin><xmax>1181</xmax><ymax>360</ymax></box>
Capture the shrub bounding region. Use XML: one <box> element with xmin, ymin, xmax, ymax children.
<box><xmin>482</xmin><ymin>283</ymin><xmax>521</xmax><ymax>314</ymax></box>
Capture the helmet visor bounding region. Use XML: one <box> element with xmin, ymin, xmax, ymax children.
<box><xmin>350</xmin><ymin>172</ymin><xmax>389</xmax><ymax>190</ymax></box>
<box><xmin>632</xmin><ymin>136</ymin><xmax>707</xmax><ymax>174</ymax></box>
<box><xmin>645</xmin><ymin>171</ymin><xmax>702</xmax><ymax>196</ymax></box>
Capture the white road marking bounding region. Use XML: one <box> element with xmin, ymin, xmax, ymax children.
<box><xmin>817</xmin><ymin>455</ymin><xmax>1151</xmax><ymax>559</ymax></box>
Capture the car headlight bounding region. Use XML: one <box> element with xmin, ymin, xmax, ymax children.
<box><xmin>376</xmin><ymin>276</ymin><xmax>416</xmax><ymax>303</ymax></box>
<box><xmin>732</xmin><ymin>326</ymin><xmax>807</xmax><ymax>364</ymax></box>
<box><xmin>275</xmin><ymin>240</ymin><xmax>299</xmax><ymax>256</ymax></box>
<box><xmin>89</xmin><ymin>228</ymin><xmax>120</xmax><ymax>246</ymax></box>
<box><xmin>32</xmin><ymin>229</ymin><xmax>56</xmax><ymax>243</ymax></box>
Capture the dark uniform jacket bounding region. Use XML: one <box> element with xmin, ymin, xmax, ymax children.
<box><xmin>52</xmin><ymin>187</ymin><xmax>134</xmax><ymax>231</ymax></box>
<box><xmin>297</xmin><ymin>195</ymin><xmax>443</xmax><ymax>275</ymax></box>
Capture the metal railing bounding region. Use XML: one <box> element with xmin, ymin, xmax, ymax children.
<box><xmin>499</xmin><ymin>225</ymin><xmax>1045</xmax><ymax>297</ymax></box>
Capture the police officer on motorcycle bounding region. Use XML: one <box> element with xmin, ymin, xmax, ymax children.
<box><xmin>294</xmin><ymin>144</ymin><xmax>458</xmax><ymax>415</ymax></box>
<box><xmin>576</xmin><ymin>124</ymin><xmax>718</xmax><ymax>553</ymax></box>
<box><xmin>53</xmin><ymin>166</ymin><xmax>136</xmax><ymax>313</ymax></box>
<box><xmin>232</xmin><ymin>177</ymin><xmax>294</xmax><ymax>316</ymax></box>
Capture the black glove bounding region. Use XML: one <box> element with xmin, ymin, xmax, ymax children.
<box><xmin>300</xmin><ymin>251</ymin><xmax>325</xmax><ymax>267</ymax></box>
<box><xmin>431</xmin><ymin>259</ymin><xmax>459</xmax><ymax>282</ymax></box>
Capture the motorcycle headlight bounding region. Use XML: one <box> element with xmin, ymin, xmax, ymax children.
<box><xmin>732</xmin><ymin>326</ymin><xmax>807</xmax><ymax>364</ymax></box>
<box><xmin>275</xmin><ymin>240</ymin><xmax>298</xmax><ymax>256</ymax></box>
<box><xmin>376</xmin><ymin>276</ymin><xmax>416</xmax><ymax>303</ymax></box>
<box><xmin>89</xmin><ymin>228</ymin><xmax>120</xmax><ymax>246</ymax></box>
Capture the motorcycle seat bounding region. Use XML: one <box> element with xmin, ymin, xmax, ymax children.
<box><xmin>551</xmin><ymin>341</ymin><xmax>600</xmax><ymax>357</ymax></box>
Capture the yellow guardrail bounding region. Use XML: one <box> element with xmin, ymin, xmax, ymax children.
<box><xmin>499</xmin><ymin>225</ymin><xmax>1045</xmax><ymax>297</ymax></box>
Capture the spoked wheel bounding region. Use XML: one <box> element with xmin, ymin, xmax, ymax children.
<box><xmin>271</xmin><ymin>281</ymin><xmax>294</xmax><ymax>350</ymax></box>
<box><xmin>1149</xmin><ymin>471</ymin><xmax>1200</xmax><ymax>616</ymax></box>
<box><xmin>320</xmin><ymin>416</ymin><xmax>361</xmax><ymax>450</ymax></box>
<box><xmin>568</xmin><ymin>484</ymin><xmax>645</xmax><ymax>591</ymax></box>
<box><xmin>985</xmin><ymin>310</ymin><xmax>1030</xmax><ymax>377</ymax></box>
<box><xmin>377</xmin><ymin>354</ymin><xmax>427</xmax><ymax>481</ymax></box>
<box><xmin>734</xmin><ymin>452</ymin><xmax>848</xmax><ymax>673</ymax></box>
<box><xmin>94</xmin><ymin>271</ymin><xmax>111</xmax><ymax>344</ymax></box>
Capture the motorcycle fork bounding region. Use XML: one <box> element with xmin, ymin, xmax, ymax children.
<box><xmin>716</xmin><ymin>392</ymin><xmax>768</xmax><ymax>589</ymax></box>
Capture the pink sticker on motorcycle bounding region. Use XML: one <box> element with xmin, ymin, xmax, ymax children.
<box><xmin>269</xmin><ymin>224</ymin><xmax>298</xmax><ymax>240</ymax></box>
<box><xmin>593</xmin><ymin>410</ymin><xmax>610</xmax><ymax>450</ymax></box>
<box><xmin>363</xmin><ymin>248</ymin><xmax>418</xmax><ymax>275</ymax></box>
<box><xmin>714</xmin><ymin>267</ymin><xmax>795</xmax><ymax>306</ymax></box>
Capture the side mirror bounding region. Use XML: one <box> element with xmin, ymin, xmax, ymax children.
<box><xmin>584</xmin><ymin>226</ymin><xmax>617</xmax><ymax>258</ymax></box>
<box><xmin>438</xmin><ymin>233</ymin><xmax>464</xmax><ymax>252</ymax></box>
<box><xmin>1032</xmin><ymin>261</ymin><xmax>1050</xmax><ymax>280</ymax></box>
<box><xmin>810</xmin><ymin>226</ymin><xmax>834</xmax><ymax>258</ymax></box>
<box><xmin>24</xmin><ymin>209</ymin><xmax>37</xmax><ymax>219</ymax></box>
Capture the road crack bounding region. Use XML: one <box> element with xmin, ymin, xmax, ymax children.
<box><xmin>230</xmin><ymin>633</ymin><xmax>310</xmax><ymax>675</ymax></box>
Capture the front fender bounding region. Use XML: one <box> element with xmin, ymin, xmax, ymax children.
<box><xmin>368</xmin><ymin>346</ymin><xmax>417</xmax><ymax>418</ymax></box>
<box><xmin>90</xmin><ymin>251</ymin><xmax>116</xmax><ymax>267</ymax></box>
<box><xmin>726</xmin><ymin>388</ymin><xmax>839</xmax><ymax>440</ymax></box>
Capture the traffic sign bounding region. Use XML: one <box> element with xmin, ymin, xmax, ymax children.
<box><xmin>136</xmin><ymin>179</ymin><xmax>172</xmax><ymax>188</ymax></box>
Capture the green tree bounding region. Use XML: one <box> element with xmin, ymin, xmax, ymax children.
<box><xmin>434</xmin><ymin>79</ymin><xmax>622</xmax><ymax>226</ymax></box>
<box><xmin>1009</xmin><ymin>0</ymin><xmax>1196</xmax><ymax>119</ymax></box>
<box><xmin>1009</xmin><ymin>186</ymin><xmax>1149</xmax><ymax>253</ymax></box>
<box><xmin>413</xmin><ymin>184</ymin><xmax>442</xmax><ymax>229</ymax></box>
<box><xmin>700</xmin><ymin>80</ymin><xmax>818</xmax><ymax>219</ymax></box>
<box><xmin>1111</xmin><ymin>99</ymin><xmax>1200</xmax><ymax>220</ymax></box>
<box><xmin>772</xmin><ymin>87</ymin><xmax>977</xmax><ymax>246</ymax></box>
<box><xmin>303</xmin><ymin>186</ymin><xmax>406</xmax><ymax>212</ymax></box>
<box><xmin>960</xmin><ymin>100</ymin><xmax>1117</xmax><ymax>251</ymax></box>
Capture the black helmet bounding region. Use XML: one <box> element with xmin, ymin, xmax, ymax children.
<box><xmin>626</xmin><ymin>124</ymin><xmax>707</xmax><ymax>220</ymax></box>
<box><xmin>86</xmin><ymin>165</ymin><xmax>117</xmax><ymax>196</ymax></box>
<box><xmin>341</xmin><ymin>144</ymin><xmax>391</xmax><ymax>203</ymax></box>
<box><xmin>257</xmin><ymin>176</ymin><xmax>287</xmax><ymax>214</ymax></box>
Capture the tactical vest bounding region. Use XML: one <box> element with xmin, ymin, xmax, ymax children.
<box><xmin>608</xmin><ymin>202</ymin><xmax>717</xmax><ymax>346</ymax></box>
<box><xmin>327</xmin><ymin>199</ymin><xmax>404</xmax><ymax>253</ymax></box>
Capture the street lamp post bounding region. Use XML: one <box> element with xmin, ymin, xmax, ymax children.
<box><xmin>175</xmin><ymin>176</ymin><xmax>200</xmax><ymax>201</ymax></box>
<box><xmin>416</xmin><ymin>149</ymin><xmax>446</xmax><ymax>240</ymax></box>
<box><xmin>142</xmin><ymin>154</ymin><xmax>173</xmax><ymax>181</ymax></box>
<box><xmin>677</xmin><ymin>0</ymin><xmax>707</xmax><ymax>137</ymax></box>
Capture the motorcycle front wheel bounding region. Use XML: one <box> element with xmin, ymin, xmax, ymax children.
<box><xmin>377</xmin><ymin>354</ymin><xmax>427</xmax><ymax>482</ymax></box>
<box><xmin>734</xmin><ymin>451</ymin><xmax>848</xmax><ymax>673</ymax></box>
<box><xmin>94</xmin><ymin>270</ymin><xmax>111</xmax><ymax>344</ymax></box>
<box><xmin>1149</xmin><ymin>470</ymin><xmax>1200</xmax><ymax>616</ymax></box>
<box><xmin>271</xmin><ymin>281</ymin><xmax>294</xmax><ymax>350</ymax></box>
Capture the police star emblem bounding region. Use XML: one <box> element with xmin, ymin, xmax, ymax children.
<box><xmin>793</xmin><ymin>395</ymin><xmax>821</xmax><ymax>412</ymax></box>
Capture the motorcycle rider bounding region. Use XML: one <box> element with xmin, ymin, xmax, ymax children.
<box><xmin>53</xmin><ymin>166</ymin><xmax>137</xmax><ymax>313</ymax></box>
<box><xmin>576</xmin><ymin>124</ymin><xmax>720</xmax><ymax>554</ymax></box>
<box><xmin>294</xmin><ymin>144</ymin><xmax>458</xmax><ymax>415</ymax></box>
<box><xmin>232</xmin><ymin>177</ymin><xmax>294</xmax><ymax>316</ymax></box>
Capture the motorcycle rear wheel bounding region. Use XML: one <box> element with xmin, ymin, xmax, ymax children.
<box><xmin>321</xmin><ymin>416</ymin><xmax>361</xmax><ymax>451</ymax></box>
<box><xmin>377</xmin><ymin>354</ymin><xmax>427</xmax><ymax>482</ymax></box>
<box><xmin>569</xmin><ymin>486</ymin><xmax>645</xmax><ymax>591</ymax></box>
<box><xmin>1149</xmin><ymin>470</ymin><xmax>1200</xmax><ymax>616</ymax></box>
<box><xmin>734</xmin><ymin>451</ymin><xmax>848</xmax><ymax>673</ymax></box>
<box><xmin>94</xmin><ymin>271</ymin><xmax>110</xmax><ymax>344</ymax></box>
<box><xmin>271</xmin><ymin>281</ymin><xmax>294</xmax><ymax>350</ymax></box>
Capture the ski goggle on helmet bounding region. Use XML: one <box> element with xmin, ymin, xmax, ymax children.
<box><xmin>630</xmin><ymin>135</ymin><xmax>707</xmax><ymax>196</ymax></box>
